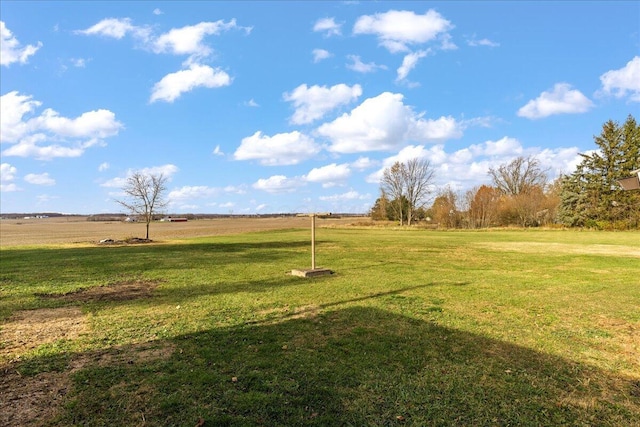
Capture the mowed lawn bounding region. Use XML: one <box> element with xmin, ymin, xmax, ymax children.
<box><xmin>1</xmin><ymin>227</ymin><xmax>639</xmax><ymax>426</ymax></box>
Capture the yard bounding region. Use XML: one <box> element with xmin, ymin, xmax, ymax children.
<box><xmin>1</xmin><ymin>219</ymin><xmax>638</xmax><ymax>426</ymax></box>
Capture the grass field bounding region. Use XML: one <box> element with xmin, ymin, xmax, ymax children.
<box><xmin>1</xmin><ymin>219</ymin><xmax>639</xmax><ymax>426</ymax></box>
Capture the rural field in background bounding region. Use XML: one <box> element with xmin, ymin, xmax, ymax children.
<box><xmin>0</xmin><ymin>218</ymin><xmax>639</xmax><ymax>426</ymax></box>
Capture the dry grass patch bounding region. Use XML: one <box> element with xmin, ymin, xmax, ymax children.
<box><xmin>1</xmin><ymin>307</ymin><xmax>88</xmax><ymax>357</ymax></box>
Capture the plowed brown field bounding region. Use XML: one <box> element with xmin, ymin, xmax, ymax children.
<box><xmin>0</xmin><ymin>216</ymin><xmax>364</xmax><ymax>246</ymax></box>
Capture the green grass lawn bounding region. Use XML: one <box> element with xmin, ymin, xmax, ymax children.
<box><xmin>1</xmin><ymin>228</ymin><xmax>639</xmax><ymax>426</ymax></box>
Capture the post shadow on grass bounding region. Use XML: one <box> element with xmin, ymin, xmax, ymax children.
<box><xmin>37</xmin><ymin>306</ymin><xmax>638</xmax><ymax>426</ymax></box>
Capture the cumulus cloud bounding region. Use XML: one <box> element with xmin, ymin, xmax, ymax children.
<box><xmin>396</xmin><ymin>50</ymin><xmax>429</xmax><ymax>82</ymax></box>
<box><xmin>78</xmin><ymin>18</ymin><xmax>250</xmax><ymax>102</ymax></box>
<box><xmin>598</xmin><ymin>56</ymin><xmax>640</xmax><ymax>102</ymax></box>
<box><xmin>1</xmin><ymin>21</ymin><xmax>42</xmax><ymax>66</ymax></box>
<box><xmin>153</xmin><ymin>20</ymin><xmax>243</xmax><ymax>56</ymax></box>
<box><xmin>234</xmin><ymin>131</ymin><xmax>320</xmax><ymax>165</ymax></box>
<box><xmin>150</xmin><ymin>63</ymin><xmax>231</xmax><ymax>103</ymax></box>
<box><xmin>253</xmin><ymin>175</ymin><xmax>305</xmax><ymax>193</ymax></box>
<box><xmin>245</xmin><ymin>99</ymin><xmax>259</xmax><ymax>107</ymax></box>
<box><xmin>313</xmin><ymin>17</ymin><xmax>342</xmax><ymax>37</ymax></box>
<box><xmin>0</xmin><ymin>91</ymin><xmax>123</xmax><ymax>160</ymax></box>
<box><xmin>351</xmin><ymin>156</ymin><xmax>378</xmax><ymax>171</ymax></box>
<box><xmin>305</xmin><ymin>163</ymin><xmax>351</xmax><ymax>187</ymax></box>
<box><xmin>0</xmin><ymin>163</ymin><xmax>19</xmax><ymax>192</ymax></box>
<box><xmin>98</xmin><ymin>162</ymin><xmax>110</xmax><ymax>171</ymax></box>
<box><xmin>24</xmin><ymin>172</ymin><xmax>55</xmax><ymax>186</ymax></box>
<box><xmin>517</xmin><ymin>83</ymin><xmax>594</xmax><ymax>119</ymax></box>
<box><xmin>153</xmin><ymin>8</ymin><xmax>163</xmax><ymax>15</ymax></box>
<box><xmin>284</xmin><ymin>83</ymin><xmax>362</xmax><ymax>125</ymax></box>
<box><xmin>317</xmin><ymin>92</ymin><xmax>462</xmax><ymax>153</ymax></box>
<box><xmin>346</xmin><ymin>55</ymin><xmax>387</xmax><ymax>73</ymax></box>
<box><xmin>353</xmin><ymin>9</ymin><xmax>453</xmax><ymax>53</ymax></box>
<box><xmin>76</xmin><ymin>17</ymin><xmax>151</xmax><ymax>41</ymax></box>
<box><xmin>312</xmin><ymin>48</ymin><xmax>332</xmax><ymax>63</ymax></box>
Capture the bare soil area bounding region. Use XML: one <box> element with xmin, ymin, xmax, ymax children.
<box><xmin>0</xmin><ymin>216</ymin><xmax>363</xmax><ymax>246</ymax></box>
<box><xmin>0</xmin><ymin>280</ymin><xmax>167</xmax><ymax>427</ymax></box>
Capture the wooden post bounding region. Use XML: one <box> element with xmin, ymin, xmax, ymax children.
<box><xmin>290</xmin><ymin>212</ymin><xmax>333</xmax><ymax>277</ymax></box>
<box><xmin>311</xmin><ymin>214</ymin><xmax>316</xmax><ymax>270</ymax></box>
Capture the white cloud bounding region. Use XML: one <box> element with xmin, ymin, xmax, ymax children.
<box><xmin>396</xmin><ymin>50</ymin><xmax>429</xmax><ymax>82</ymax></box>
<box><xmin>0</xmin><ymin>163</ymin><xmax>20</xmax><ymax>192</ymax></box>
<box><xmin>353</xmin><ymin>9</ymin><xmax>453</xmax><ymax>53</ymax></box>
<box><xmin>312</xmin><ymin>48</ymin><xmax>332</xmax><ymax>63</ymax></box>
<box><xmin>467</xmin><ymin>35</ymin><xmax>499</xmax><ymax>47</ymax></box>
<box><xmin>1</xmin><ymin>21</ymin><xmax>42</xmax><ymax>66</ymax></box>
<box><xmin>0</xmin><ymin>91</ymin><xmax>123</xmax><ymax>160</ymax></box>
<box><xmin>305</xmin><ymin>163</ymin><xmax>351</xmax><ymax>187</ymax></box>
<box><xmin>313</xmin><ymin>17</ymin><xmax>342</xmax><ymax>37</ymax></box>
<box><xmin>71</xmin><ymin>58</ymin><xmax>87</xmax><ymax>68</ymax></box>
<box><xmin>317</xmin><ymin>92</ymin><xmax>462</xmax><ymax>153</ymax></box>
<box><xmin>153</xmin><ymin>8</ymin><xmax>163</xmax><ymax>15</ymax></box>
<box><xmin>599</xmin><ymin>56</ymin><xmax>640</xmax><ymax>102</ymax></box>
<box><xmin>150</xmin><ymin>63</ymin><xmax>231</xmax><ymax>103</ymax></box>
<box><xmin>1</xmin><ymin>163</ymin><xmax>17</xmax><ymax>182</ymax></box>
<box><xmin>253</xmin><ymin>175</ymin><xmax>304</xmax><ymax>193</ymax></box>
<box><xmin>469</xmin><ymin>136</ymin><xmax>523</xmax><ymax>157</ymax></box>
<box><xmin>101</xmin><ymin>164</ymin><xmax>178</xmax><ymax>188</ymax></box>
<box><xmin>234</xmin><ymin>131</ymin><xmax>320</xmax><ymax>165</ymax></box>
<box><xmin>346</xmin><ymin>55</ymin><xmax>387</xmax><ymax>73</ymax></box>
<box><xmin>153</xmin><ymin>20</ymin><xmax>241</xmax><ymax>56</ymax></box>
<box><xmin>98</xmin><ymin>162</ymin><xmax>110</xmax><ymax>171</ymax></box>
<box><xmin>223</xmin><ymin>184</ymin><xmax>247</xmax><ymax>194</ymax></box>
<box><xmin>76</xmin><ymin>17</ymin><xmax>151</xmax><ymax>41</ymax></box>
<box><xmin>284</xmin><ymin>83</ymin><xmax>362</xmax><ymax>125</ymax></box>
<box><xmin>212</xmin><ymin>145</ymin><xmax>224</xmax><ymax>156</ymax></box>
<box><xmin>245</xmin><ymin>99</ymin><xmax>260</xmax><ymax>107</ymax></box>
<box><xmin>351</xmin><ymin>156</ymin><xmax>378</xmax><ymax>170</ymax></box>
<box><xmin>517</xmin><ymin>83</ymin><xmax>594</xmax><ymax>119</ymax></box>
<box><xmin>24</xmin><ymin>172</ymin><xmax>55</xmax><ymax>186</ymax></box>
<box><xmin>168</xmin><ymin>185</ymin><xmax>217</xmax><ymax>201</ymax></box>
<box><xmin>319</xmin><ymin>190</ymin><xmax>369</xmax><ymax>202</ymax></box>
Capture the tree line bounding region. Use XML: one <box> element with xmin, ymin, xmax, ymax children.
<box><xmin>371</xmin><ymin>115</ymin><xmax>640</xmax><ymax>230</ymax></box>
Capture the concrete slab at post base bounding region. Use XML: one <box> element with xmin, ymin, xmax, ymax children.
<box><xmin>290</xmin><ymin>268</ymin><xmax>333</xmax><ymax>278</ymax></box>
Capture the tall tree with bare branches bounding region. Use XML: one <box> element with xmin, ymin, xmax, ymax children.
<box><xmin>403</xmin><ymin>158</ymin><xmax>436</xmax><ymax>225</ymax></box>
<box><xmin>488</xmin><ymin>155</ymin><xmax>548</xmax><ymax>196</ymax></box>
<box><xmin>116</xmin><ymin>172</ymin><xmax>168</xmax><ymax>240</ymax></box>
<box><xmin>381</xmin><ymin>162</ymin><xmax>406</xmax><ymax>225</ymax></box>
<box><xmin>379</xmin><ymin>158</ymin><xmax>436</xmax><ymax>225</ymax></box>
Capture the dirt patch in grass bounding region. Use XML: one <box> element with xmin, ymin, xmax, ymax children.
<box><xmin>35</xmin><ymin>279</ymin><xmax>159</xmax><ymax>303</ymax></box>
<box><xmin>0</xmin><ymin>342</ymin><xmax>174</xmax><ymax>427</ymax></box>
<box><xmin>0</xmin><ymin>367</ymin><xmax>71</xmax><ymax>427</ymax></box>
<box><xmin>0</xmin><ymin>307</ymin><xmax>88</xmax><ymax>357</ymax></box>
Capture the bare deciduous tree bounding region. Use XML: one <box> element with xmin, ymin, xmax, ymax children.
<box><xmin>403</xmin><ymin>158</ymin><xmax>435</xmax><ymax>225</ymax></box>
<box><xmin>380</xmin><ymin>158</ymin><xmax>436</xmax><ymax>225</ymax></box>
<box><xmin>381</xmin><ymin>162</ymin><xmax>406</xmax><ymax>225</ymax></box>
<box><xmin>488</xmin><ymin>155</ymin><xmax>548</xmax><ymax>195</ymax></box>
<box><xmin>116</xmin><ymin>172</ymin><xmax>168</xmax><ymax>240</ymax></box>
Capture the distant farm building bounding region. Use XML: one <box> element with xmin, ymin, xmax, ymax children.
<box><xmin>161</xmin><ymin>217</ymin><xmax>188</xmax><ymax>222</ymax></box>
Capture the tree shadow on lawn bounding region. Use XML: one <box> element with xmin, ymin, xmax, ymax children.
<box><xmin>12</xmin><ymin>307</ymin><xmax>638</xmax><ymax>427</ymax></box>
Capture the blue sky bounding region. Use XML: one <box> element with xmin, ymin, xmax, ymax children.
<box><xmin>1</xmin><ymin>1</ymin><xmax>639</xmax><ymax>215</ymax></box>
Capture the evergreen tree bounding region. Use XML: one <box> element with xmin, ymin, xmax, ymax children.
<box><xmin>559</xmin><ymin>116</ymin><xmax>639</xmax><ymax>228</ymax></box>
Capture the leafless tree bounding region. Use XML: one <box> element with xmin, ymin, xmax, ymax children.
<box><xmin>488</xmin><ymin>155</ymin><xmax>548</xmax><ymax>195</ymax></box>
<box><xmin>380</xmin><ymin>158</ymin><xmax>436</xmax><ymax>225</ymax></box>
<box><xmin>116</xmin><ymin>172</ymin><xmax>168</xmax><ymax>240</ymax></box>
<box><xmin>381</xmin><ymin>162</ymin><xmax>406</xmax><ymax>225</ymax></box>
<box><xmin>403</xmin><ymin>158</ymin><xmax>435</xmax><ymax>225</ymax></box>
